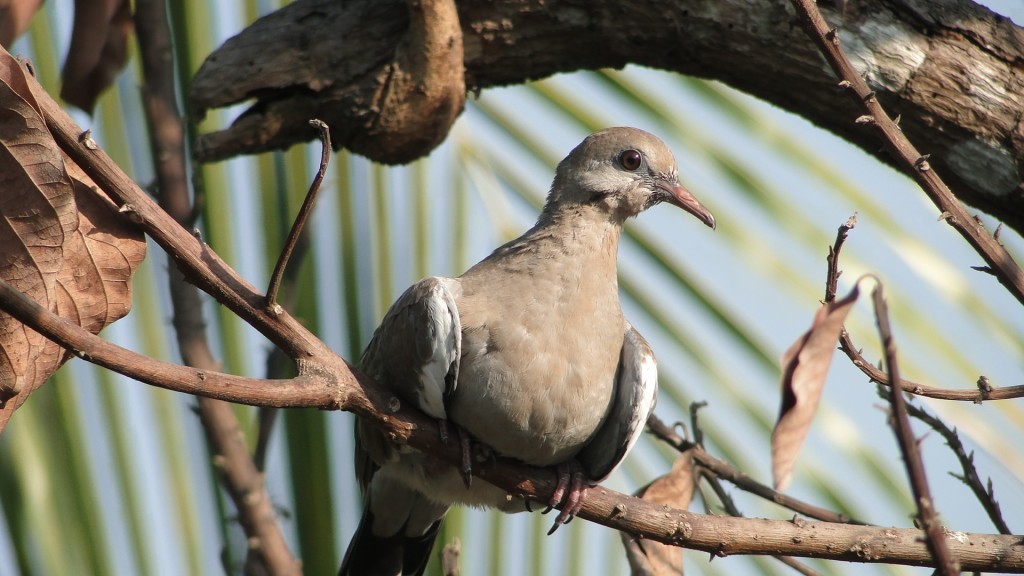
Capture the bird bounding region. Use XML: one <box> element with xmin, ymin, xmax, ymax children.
<box><xmin>339</xmin><ymin>127</ymin><xmax>715</xmax><ymax>575</ymax></box>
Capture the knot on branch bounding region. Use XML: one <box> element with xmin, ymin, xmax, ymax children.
<box><xmin>347</xmin><ymin>0</ymin><xmax>466</xmax><ymax>164</ymax></box>
<box><xmin>190</xmin><ymin>0</ymin><xmax>466</xmax><ymax>165</ymax></box>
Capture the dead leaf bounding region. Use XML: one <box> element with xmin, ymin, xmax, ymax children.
<box><xmin>771</xmin><ymin>285</ymin><xmax>861</xmax><ymax>491</ymax></box>
<box><xmin>59</xmin><ymin>0</ymin><xmax>133</xmax><ymax>112</ymax></box>
<box><xmin>0</xmin><ymin>48</ymin><xmax>145</xmax><ymax>430</ymax></box>
<box><xmin>0</xmin><ymin>54</ymin><xmax>76</xmax><ymax>402</ymax></box>
<box><xmin>621</xmin><ymin>450</ymin><xmax>696</xmax><ymax>575</ymax></box>
<box><xmin>0</xmin><ymin>0</ymin><xmax>45</xmax><ymax>47</ymax></box>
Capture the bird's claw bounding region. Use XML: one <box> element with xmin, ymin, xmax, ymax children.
<box><xmin>546</xmin><ymin>460</ymin><xmax>589</xmax><ymax>535</ymax></box>
<box><xmin>439</xmin><ymin>420</ymin><xmax>475</xmax><ymax>489</ymax></box>
<box><xmin>458</xmin><ymin>427</ymin><xmax>473</xmax><ymax>488</ymax></box>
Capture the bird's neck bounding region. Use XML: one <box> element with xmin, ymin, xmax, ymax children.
<box><xmin>473</xmin><ymin>204</ymin><xmax>623</xmax><ymax>285</ymax></box>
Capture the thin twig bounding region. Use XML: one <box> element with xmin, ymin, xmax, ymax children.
<box><xmin>900</xmin><ymin>400</ymin><xmax>1012</xmax><ymax>535</ymax></box>
<box><xmin>824</xmin><ymin>219</ymin><xmax>1024</xmax><ymax>402</ymax></box>
<box><xmin>689</xmin><ymin>400</ymin><xmax>708</xmax><ymax>447</ymax></box>
<box><xmin>688</xmin><ymin>406</ymin><xmax>822</xmax><ymax>575</ymax></box>
<box><xmin>789</xmin><ymin>0</ymin><xmax>1024</xmax><ymax>307</ymax></box>
<box><xmin>649</xmin><ymin>415</ymin><xmax>864</xmax><ymax>525</ymax></box>
<box><xmin>694</xmin><ymin>448</ymin><xmax>823</xmax><ymax>574</ymax></box>
<box><xmin>872</xmin><ymin>284</ymin><xmax>959</xmax><ymax>574</ymax></box>
<box><xmin>266</xmin><ymin>119</ymin><xmax>332</xmax><ymax>309</ymax></box>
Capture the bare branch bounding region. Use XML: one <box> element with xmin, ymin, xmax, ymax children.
<box><xmin>788</xmin><ymin>0</ymin><xmax>1024</xmax><ymax>308</ymax></box>
<box><xmin>134</xmin><ymin>1</ymin><xmax>300</xmax><ymax>572</ymax></box>
<box><xmin>824</xmin><ymin>220</ymin><xmax>1024</xmax><ymax>402</ymax></box>
<box><xmin>266</xmin><ymin>119</ymin><xmax>331</xmax><ymax>309</ymax></box>
<box><xmin>649</xmin><ymin>415</ymin><xmax>864</xmax><ymax>526</ymax></box>
<box><xmin>900</xmin><ymin>400</ymin><xmax>1013</xmax><ymax>535</ymax></box>
<box><xmin>871</xmin><ymin>283</ymin><xmax>959</xmax><ymax>574</ymax></box>
<box><xmin>0</xmin><ymin>280</ymin><xmax>331</xmax><ymax>407</ymax></box>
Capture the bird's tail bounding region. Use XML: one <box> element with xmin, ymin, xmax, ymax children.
<box><xmin>339</xmin><ymin>478</ymin><xmax>448</xmax><ymax>576</ymax></box>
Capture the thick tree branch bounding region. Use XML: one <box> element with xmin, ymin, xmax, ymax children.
<box><xmin>190</xmin><ymin>0</ymin><xmax>1024</xmax><ymax>234</ymax></box>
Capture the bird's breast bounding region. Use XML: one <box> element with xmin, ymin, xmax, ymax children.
<box><xmin>450</xmin><ymin>275</ymin><xmax>625</xmax><ymax>467</ymax></box>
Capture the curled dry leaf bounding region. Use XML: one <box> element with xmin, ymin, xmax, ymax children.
<box><xmin>771</xmin><ymin>284</ymin><xmax>861</xmax><ymax>491</ymax></box>
<box><xmin>0</xmin><ymin>50</ymin><xmax>145</xmax><ymax>428</ymax></box>
<box><xmin>59</xmin><ymin>0</ymin><xmax>133</xmax><ymax>112</ymax></box>
<box><xmin>621</xmin><ymin>450</ymin><xmax>696</xmax><ymax>576</ymax></box>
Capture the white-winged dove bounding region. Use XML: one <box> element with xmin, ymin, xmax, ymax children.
<box><xmin>339</xmin><ymin>127</ymin><xmax>715</xmax><ymax>575</ymax></box>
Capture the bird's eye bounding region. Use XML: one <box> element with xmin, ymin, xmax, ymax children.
<box><xmin>619</xmin><ymin>149</ymin><xmax>642</xmax><ymax>171</ymax></box>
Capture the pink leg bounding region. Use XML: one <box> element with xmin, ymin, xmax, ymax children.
<box><xmin>547</xmin><ymin>460</ymin><xmax>590</xmax><ymax>535</ymax></box>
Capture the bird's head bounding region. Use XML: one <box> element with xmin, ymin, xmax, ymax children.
<box><xmin>546</xmin><ymin>127</ymin><xmax>716</xmax><ymax>229</ymax></box>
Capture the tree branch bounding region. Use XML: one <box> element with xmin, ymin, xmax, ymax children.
<box><xmin>871</xmin><ymin>283</ymin><xmax>959</xmax><ymax>574</ymax></box>
<box><xmin>788</xmin><ymin>0</ymin><xmax>1024</xmax><ymax>309</ymax></box>
<box><xmin>0</xmin><ymin>280</ymin><xmax>330</xmax><ymax>407</ymax></box>
<box><xmin>134</xmin><ymin>1</ymin><xmax>300</xmax><ymax>572</ymax></box>
<box><xmin>901</xmin><ymin>399</ymin><xmax>1013</xmax><ymax>536</ymax></box>
<box><xmin>825</xmin><ymin>217</ymin><xmax>1024</xmax><ymax>402</ymax></box>
<box><xmin>190</xmin><ymin>0</ymin><xmax>1024</xmax><ymax>235</ymax></box>
<box><xmin>648</xmin><ymin>415</ymin><xmax>865</xmax><ymax>526</ymax></box>
<box><xmin>4</xmin><ymin>271</ymin><xmax>1024</xmax><ymax>570</ymax></box>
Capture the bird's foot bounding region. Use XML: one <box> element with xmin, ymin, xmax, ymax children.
<box><xmin>546</xmin><ymin>460</ymin><xmax>589</xmax><ymax>535</ymax></box>
<box><xmin>438</xmin><ymin>420</ymin><xmax>475</xmax><ymax>489</ymax></box>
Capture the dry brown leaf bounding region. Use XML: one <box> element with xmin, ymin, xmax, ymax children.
<box><xmin>771</xmin><ymin>285</ymin><xmax>861</xmax><ymax>491</ymax></box>
<box><xmin>59</xmin><ymin>0</ymin><xmax>133</xmax><ymax>112</ymax></box>
<box><xmin>0</xmin><ymin>53</ymin><xmax>76</xmax><ymax>402</ymax></box>
<box><xmin>59</xmin><ymin>158</ymin><xmax>145</xmax><ymax>331</ymax></box>
<box><xmin>0</xmin><ymin>49</ymin><xmax>145</xmax><ymax>429</ymax></box>
<box><xmin>621</xmin><ymin>450</ymin><xmax>696</xmax><ymax>576</ymax></box>
<box><xmin>0</xmin><ymin>0</ymin><xmax>45</xmax><ymax>47</ymax></box>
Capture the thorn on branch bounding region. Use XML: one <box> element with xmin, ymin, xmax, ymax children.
<box><xmin>863</xmin><ymin>91</ymin><xmax>876</xmax><ymax>103</ymax></box>
<box><xmin>837</xmin><ymin>79</ymin><xmax>852</xmax><ymax>90</ymax></box>
<box><xmin>118</xmin><ymin>203</ymin><xmax>144</xmax><ymax>224</ymax></box>
<box><xmin>914</xmin><ymin>155</ymin><xmax>931</xmax><ymax>171</ymax></box>
<box><xmin>855</xmin><ymin>115</ymin><xmax>876</xmax><ymax>126</ymax></box>
<box><xmin>78</xmin><ymin>129</ymin><xmax>98</xmax><ymax>150</ymax></box>
<box><xmin>970</xmin><ymin>265</ymin><xmax>996</xmax><ymax>276</ymax></box>
<box><xmin>826</xmin><ymin>27</ymin><xmax>840</xmax><ymax>45</ymax></box>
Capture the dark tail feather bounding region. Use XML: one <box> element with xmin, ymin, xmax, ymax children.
<box><xmin>401</xmin><ymin>519</ymin><xmax>442</xmax><ymax>576</ymax></box>
<box><xmin>339</xmin><ymin>507</ymin><xmax>443</xmax><ymax>576</ymax></box>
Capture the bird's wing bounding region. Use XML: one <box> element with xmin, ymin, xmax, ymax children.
<box><xmin>578</xmin><ymin>322</ymin><xmax>658</xmax><ymax>483</ymax></box>
<box><xmin>360</xmin><ymin>275</ymin><xmax>462</xmax><ymax>418</ymax></box>
<box><xmin>355</xmin><ymin>276</ymin><xmax>461</xmax><ymax>491</ymax></box>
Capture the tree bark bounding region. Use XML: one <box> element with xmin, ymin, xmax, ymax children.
<box><xmin>190</xmin><ymin>0</ymin><xmax>1024</xmax><ymax>232</ymax></box>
